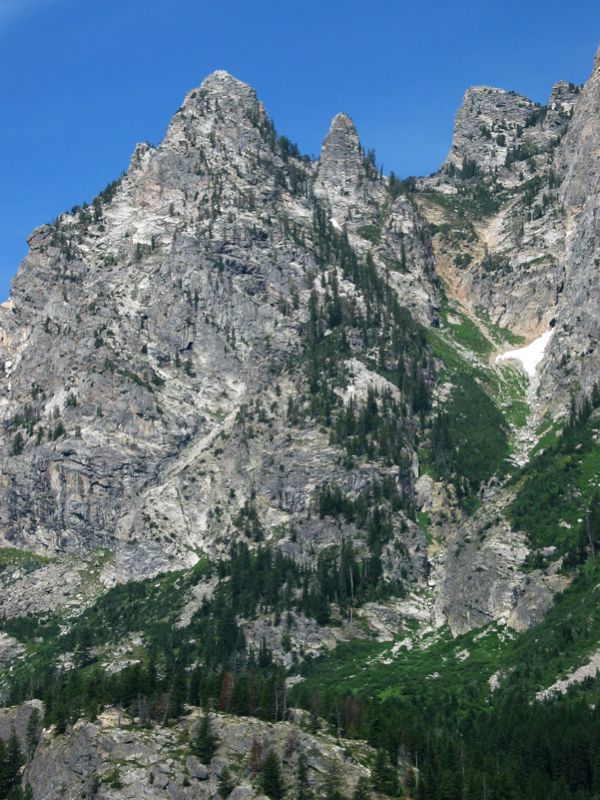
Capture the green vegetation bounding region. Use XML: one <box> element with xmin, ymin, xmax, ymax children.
<box><xmin>0</xmin><ymin>547</ymin><xmax>52</xmax><ymax>575</ymax></box>
<box><xmin>495</xmin><ymin>364</ymin><xmax>530</xmax><ymax>430</ymax></box>
<box><xmin>431</xmin><ymin>374</ymin><xmax>510</xmax><ymax>508</ymax></box>
<box><xmin>191</xmin><ymin>712</ymin><xmax>218</xmax><ymax>762</ymax></box>
<box><xmin>474</xmin><ymin>307</ymin><xmax>525</xmax><ymax>346</ymax></box>
<box><xmin>0</xmin><ymin>537</ymin><xmax>409</xmax><ymax>729</ymax></box>
<box><xmin>356</xmin><ymin>225</ymin><xmax>380</xmax><ymax>244</ymax></box>
<box><xmin>510</xmin><ymin>388</ymin><xmax>600</xmax><ymax>559</ymax></box>
<box><xmin>261</xmin><ymin>750</ymin><xmax>286</xmax><ymax>799</ymax></box>
<box><xmin>444</xmin><ymin>311</ymin><xmax>493</xmax><ymax>356</ymax></box>
<box><xmin>292</xmin><ymin>545</ymin><xmax>600</xmax><ymax>800</ymax></box>
<box><xmin>425</xmin><ymin>289</ymin><xmax>530</xmax><ymax>504</ymax></box>
<box><xmin>421</xmin><ymin>176</ymin><xmax>505</xmax><ymax>220</ymax></box>
<box><xmin>298</xmin><ymin>546</ymin><xmax>600</xmax><ymax>712</ymax></box>
<box><xmin>0</xmin><ymin>729</ymin><xmax>26</xmax><ymax>798</ymax></box>
<box><xmin>1</xmin><ymin>496</ymin><xmax>599</xmax><ymax>800</ymax></box>
<box><xmin>296</xmin><ymin>625</ymin><xmax>507</xmax><ymax>710</ymax></box>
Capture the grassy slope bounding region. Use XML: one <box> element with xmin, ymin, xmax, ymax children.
<box><xmin>298</xmin><ymin>553</ymin><xmax>600</xmax><ymax>714</ymax></box>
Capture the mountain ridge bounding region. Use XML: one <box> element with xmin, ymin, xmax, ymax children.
<box><xmin>0</xmin><ymin>47</ymin><xmax>599</xmax><ymax>800</ymax></box>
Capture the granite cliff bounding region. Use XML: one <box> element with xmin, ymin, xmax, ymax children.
<box><xmin>0</xmin><ymin>48</ymin><xmax>599</xmax><ymax>800</ymax></box>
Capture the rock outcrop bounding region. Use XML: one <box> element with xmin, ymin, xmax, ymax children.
<box><xmin>24</xmin><ymin>709</ymin><xmax>376</xmax><ymax>800</ymax></box>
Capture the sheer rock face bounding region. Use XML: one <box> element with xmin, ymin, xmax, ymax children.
<box><xmin>0</xmin><ymin>71</ymin><xmax>437</xmax><ymax>578</ymax></box>
<box><xmin>539</xmin><ymin>50</ymin><xmax>600</xmax><ymax>407</ymax></box>
<box><xmin>431</xmin><ymin>490</ymin><xmax>569</xmax><ymax>636</ymax></box>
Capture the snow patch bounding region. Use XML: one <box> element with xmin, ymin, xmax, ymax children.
<box><xmin>495</xmin><ymin>329</ymin><xmax>553</xmax><ymax>379</ymax></box>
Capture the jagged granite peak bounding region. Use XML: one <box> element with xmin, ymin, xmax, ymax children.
<box><xmin>200</xmin><ymin>68</ymin><xmax>254</xmax><ymax>91</ymax></box>
<box><xmin>181</xmin><ymin>69</ymin><xmax>262</xmax><ymax>112</ymax></box>
<box><xmin>442</xmin><ymin>84</ymin><xmax>538</xmax><ymax>175</ymax></box>
<box><xmin>0</xmin><ymin>69</ymin><xmax>438</xmax><ymax>588</ymax></box>
<box><xmin>320</xmin><ymin>112</ymin><xmax>362</xmax><ymax>161</ymax></box>
<box><xmin>314</xmin><ymin>111</ymin><xmax>383</xmax><ymax>226</ymax></box>
<box><xmin>0</xmin><ymin>51</ymin><xmax>598</xmax><ymax>666</ymax></box>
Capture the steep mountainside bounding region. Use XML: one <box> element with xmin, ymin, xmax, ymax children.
<box><xmin>0</xmin><ymin>49</ymin><xmax>599</xmax><ymax>800</ymax></box>
<box><xmin>0</xmin><ymin>71</ymin><xmax>437</xmax><ymax>588</ymax></box>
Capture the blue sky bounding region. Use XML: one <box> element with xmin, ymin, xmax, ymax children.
<box><xmin>0</xmin><ymin>0</ymin><xmax>598</xmax><ymax>300</ymax></box>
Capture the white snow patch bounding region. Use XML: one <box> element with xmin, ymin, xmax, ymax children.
<box><xmin>495</xmin><ymin>329</ymin><xmax>553</xmax><ymax>379</ymax></box>
<box><xmin>330</xmin><ymin>217</ymin><xmax>342</xmax><ymax>232</ymax></box>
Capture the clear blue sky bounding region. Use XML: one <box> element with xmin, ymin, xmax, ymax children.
<box><xmin>1</xmin><ymin>0</ymin><xmax>598</xmax><ymax>300</ymax></box>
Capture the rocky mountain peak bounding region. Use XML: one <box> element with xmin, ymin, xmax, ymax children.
<box><xmin>161</xmin><ymin>68</ymin><xmax>271</xmax><ymax>166</ymax></box>
<box><xmin>324</xmin><ymin>112</ymin><xmax>360</xmax><ymax>144</ymax></box>
<box><xmin>317</xmin><ymin>112</ymin><xmax>364</xmax><ymax>180</ymax></box>
<box><xmin>315</xmin><ymin>112</ymin><xmax>381</xmax><ymax>224</ymax></box>
<box><xmin>180</xmin><ymin>69</ymin><xmax>261</xmax><ymax>109</ymax></box>
<box><xmin>442</xmin><ymin>84</ymin><xmax>538</xmax><ymax>176</ymax></box>
<box><xmin>201</xmin><ymin>68</ymin><xmax>251</xmax><ymax>90</ymax></box>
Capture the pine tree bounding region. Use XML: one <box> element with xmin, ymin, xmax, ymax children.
<box><xmin>372</xmin><ymin>749</ymin><xmax>399</xmax><ymax>797</ymax></box>
<box><xmin>218</xmin><ymin>765</ymin><xmax>235</xmax><ymax>798</ymax></box>
<box><xmin>191</xmin><ymin>712</ymin><xmax>218</xmax><ymax>764</ymax></box>
<box><xmin>166</xmin><ymin>668</ymin><xmax>187</xmax><ymax>722</ymax></box>
<box><xmin>322</xmin><ymin>762</ymin><xmax>344</xmax><ymax>800</ymax></box>
<box><xmin>295</xmin><ymin>754</ymin><xmax>313</xmax><ymax>800</ymax></box>
<box><xmin>26</xmin><ymin>708</ymin><xmax>41</xmax><ymax>759</ymax></box>
<box><xmin>6</xmin><ymin>730</ymin><xmax>22</xmax><ymax>779</ymax></box>
<box><xmin>261</xmin><ymin>749</ymin><xmax>285</xmax><ymax>800</ymax></box>
<box><xmin>0</xmin><ymin>731</ymin><xmax>22</xmax><ymax>798</ymax></box>
<box><xmin>352</xmin><ymin>777</ymin><xmax>370</xmax><ymax>800</ymax></box>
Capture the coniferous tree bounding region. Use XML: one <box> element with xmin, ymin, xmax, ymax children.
<box><xmin>372</xmin><ymin>749</ymin><xmax>399</xmax><ymax>797</ymax></box>
<box><xmin>218</xmin><ymin>765</ymin><xmax>235</xmax><ymax>798</ymax></box>
<box><xmin>261</xmin><ymin>750</ymin><xmax>286</xmax><ymax>800</ymax></box>
<box><xmin>352</xmin><ymin>777</ymin><xmax>370</xmax><ymax>800</ymax></box>
<box><xmin>295</xmin><ymin>754</ymin><xmax>313</xmax><ymax>800</ymax></box>
<box><xmin>322</xmin><ymin>763</ymin><xmax>344</xmax><ymax>800</ymax></box>
<box><xmin>191</xmin><ymin>712</ymin><xmax>218</xmax><ymax>764</ymax></box>
<box><xmin>25</xmin><ymin>709</ymin><xmax>41</xmax><ymax>759</ymax></box>
<box><xmin>166</xmin><ymin>668</ymin><xmax>187</xmax><ymax>722</ymax></box>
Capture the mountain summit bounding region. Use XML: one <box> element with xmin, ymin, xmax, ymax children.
<box><xmin>0</xmin><ymin>49</ymin><xmax>600</xmax><ymax>800</ymax></box>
